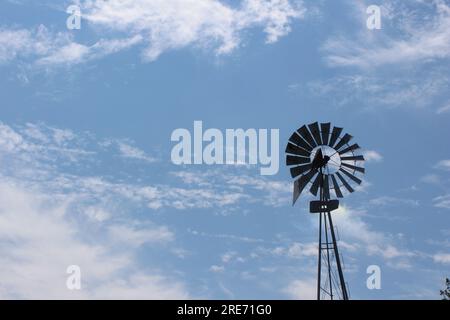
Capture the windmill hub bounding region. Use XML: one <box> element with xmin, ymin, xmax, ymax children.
<box><xmin>310</xmin><ymin>146</ymin><xmax>341</xmax><ymax>174</ymax></box>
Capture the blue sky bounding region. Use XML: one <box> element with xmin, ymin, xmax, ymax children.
<box><xmin>0</xmin><ymin>0</ymin><xmax>449</xmax><ymax>299</ymax></box>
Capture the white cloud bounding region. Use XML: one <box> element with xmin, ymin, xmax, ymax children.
<box><xmin>436</xmin><ymin>103</ymin><xmax>450</xmax><ymax>114</ymax></box>
<box><xmin>37</xmin><ymin>42</ymin><xmax>91</xmax><ymax>65</ymax></box>
<box><xmin>0</xmin><ymin>120</ymin><xmax>302</xmax><ymax>297</ymax></box>
<box><xmin>224</xmin><ymin>174</ymin><xmax>291</xmax><ymax>207</ymax></box>
<box><xmin>108</xmin><ymin>224</ymin><xmax>174</xmax><ymax>247</ymax></box>
<box><xmin>188</xmin><ymin>229</ymin><xmax>265</xmax><ymax>243</ymax></box>
<box><xmin>0</xmin><ymin>25</ymin><xmax>68</xmax><ymax>64</ymax></box>
<box><xmin>433</xmin><ymin>194</ymin><xmax>450</xmax><ymax>209</ymax></box>
<box><xmin>298</xmin><ymin>1</ymin><xmax>450</xmax><ymax>113</ymax></box>
<box><xmin>0</xmin><ymin>0</ymin><xmax>304</xmax><ymax>66</ymax></box>
<box><xmin>168</xmin><ymin>169</ymin><xmax>292</xmax><ymax>210</ymax></box>
<box><xmin>0</xmin><ymin>25</ymin><xmax>142</xmax><ymax>67</ymax></box>
<box><xmin>210</xmin><ymin>265</ymin><xmax>225</xmax><ymax>273</ymax></box>
<box><xmin>334</xmin><ymin>206</ymin><xmax>383</xmax><ymax>245</ymax></box>
<box><xmin>323</xmin><ymin>1</ymin><xmax>450</xmax><ymax>68</ymax></box>
<box><xmin>0</xmin><ymin>122</ymin><xmax>291</xmax><ymax>213</ymax></box>
<box><xmin>286</xmin><ymin>242</ymin><xmax>317</xmax><ymax>258</ymax></box>
<box><xmin>171</xmin><ymin>171</ymin><xmax>213</xmax><ymax>186</ymax></box>
<box><xmin>0</xmin><ymin>123</ymin><xmax>25</xmax><ymax>152</ymax></box>
<box><xmin>90</xmin><ymin>273</ymin><xmax>189</xmax><ymax>299</ymax></box>
<box><xmin>302</xmin><ymin>72</ymin><xmax>449</xmax><ymax>109</ymax></box>
<box><xmin>433</xmin><ymin>253</ymin><xmax>450</xmax><ymax>264</ymax></box>
<box><xmin>83</xmin><ymin>0</ymin><xmax>304</xmax><ymax>61</ymax></box>
<box><xmin>0</xmin><ymin>122</ymin><xmax>161</xmax><ymax>169</ymax></box>
<box><xmin>117</xmin><ymin>141</ymin><xmax>157</xmax><ymax>163</ymax></box>
<box><xmin>268</xmin><ymin>242</ymin><xmax>317</xmax><ymax>259</ymax></box>
<box><xmin>421</xmin><ymin>174</ymin><xmax>441</xmax><ymax>185</ymax></box>
<box><xmin>369</xmin><ymin>196</ymin><xmax>419</xmax><ymax>207</ymax></box>
<box><xmin>37</xmin><ymin>35</ymin><xmax>143</xmax><ymax>66</ymax></box>
<box><xmin>0</xmin><ymin>181</ymin><xmax>188</xmax><ymax>299</ymax></box>
<box><xmin>221</xmin><ymin>251</ymin><xmax>237</xmax><ymax>263</ymax></box>
<box><xmin>84</xmin><ymin>206</ymin><xmax>111</xmax><ymax>222</ymax></box>
<box><xmin>363</xmin><ymin>150</ymin><xmax>383</xmax><ymax>163</ymax></box>
<box><xmin>333</xmin><ymin>205</ymin><xmax>415</xmax><ymax>261</ymax></box>
<box><xmin>435</xmin><ymin>160</ymin><xmax>450</xmax><ymax>171</ymax></box>
<box><xmin>283</xmin><ymin>279</ymin><xmax>316</xmax><ymax>300</ymax></box>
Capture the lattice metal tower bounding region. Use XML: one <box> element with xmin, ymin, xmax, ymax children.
<box><xmin>285</xmin><ymin>122</ymin><xmax>365</xmax><ymax>300</ymax></box>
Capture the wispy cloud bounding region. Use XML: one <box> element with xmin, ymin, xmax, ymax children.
<box><xmin>270</xmin><ymin>242</ymin><xmax>317</xmax><ymax>259</ymax></box>
<box><xmin>0</xmin><ymin>122</ymin><xmax>158</xmax><ymax>170</ymax></box>
<box><xmin>0</xmin><ymin>0</ymin><xmax>305</xmax><ymax>67</ymax></box>
<box><xmin>0</xmin><ymin>122</ymin><xmax>292</xmax><ymax>215</ymax></box>
<box><xmin>116</xmin><ymin>141</ymin><xmax>157</xmax><ymax>163</ymax></box>
<box><xmin>283</xmin><ymin>278</ymin><xmax>316</xmax><ymax>300</ymax></box>
<box><xmin>36</xmin><ymin>35</ymin><xmax>143</xmax><ymax>66</ymax></box>
<box><xmin>286</xmin><ymin>1</ymin><xmax>450</xmax><ymax>114</ymax></box>
<box><xmin>0</xmin><ymin>25</ymin><xmax>67</xmax><ymax>64</ymax></box>
<box><xmin>363</xmin><ymin>150</ymin><xmax>383</xmax><ymax>163</ymax></box>
<box><xmin>421</xmin><ymin>174</ymin><xmax>441</xmax><ymax>185</ymax></box>
<box><xmin>0</xmin><ymin>181</ymin><xmax>188</xmax><ymax>299</ymax></box>
<box><xmin>369</xmin><ymin>196</ymin><xmax>419</xmax><ymax>207</ymax></box>
<box><xmin>333</xmin><ymin>205</ymin><xmax>415</xmax><ymax>263</ymax></box>
<box><xmin>188</xmin><ymin>229</ymin><xmax>266</xmax><ymax>244</ymax></box>
<box><xmin>299</xmin><ymin>72</ymin><xmax>449</xmax><ymax>109</ymax></box>
<box><xmin>435</xmin><ymin>160</ymin><xmax>450</xmax><ymax>171</ymax></box>
<box><xmin>107</xmin><ymin>223</ymin><xmax>174</xmax><ymax>248</ymax></box>
<box><xmin>436</xmin><ymin>102</ymin><xmax>450</xmax><ymax>114</ymax></box>
<box><xmin>433</xmin><ymin>194</ymin><xmax>450</xmax><ymax>209</ymax></box>
<box><xmin>2</xmin><ymin>120</ymin><xmax>302</xmax><ymax>298</ymax></box>
<box><xmin>0</xmin><ymin>25</ymin><xmax>141</xmax><ymax>67</ymax></box>
<box><xmin>210</xmin><ymin>265</ymin><xmax>225</xmax><ymax>273</ymax></box>
<box><xmin>83</xmin><ymin>0</ymin><xmax>305</xmax><ymax>61</ymax></box>
<box><xmin>323</xmin><ymin>0</ymin><xmax>450</xmax><ymax>68</ymax></box>
<box><xmin>432</xmin><ymin>253</ymin><xmax>450</xmax><ymax>264</ymax></box>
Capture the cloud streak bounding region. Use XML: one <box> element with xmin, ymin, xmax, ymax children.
<box><xmin>0</xmin><ymin>181</ymin><xmax>187</xmax><ymax>299</ymax></box>
<box><xmin>0</xmin><ymin>0</ymin><xmax>305</xmax><ymax>67</ymax></box>
<box><xmin>82</xmin><ymin>0</ymin><xmax>305</xmax><ymax>61</ymax></box>
<box><xmin>323</xmin><ymin>0</ymin><xmax>450</xmax><ymax>68</ymax></box>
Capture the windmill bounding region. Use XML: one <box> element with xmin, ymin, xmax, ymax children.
<box><xmin>285</xmin><ymin>122</ymin><xmax>365</xmax><ymax>300</ymax></box>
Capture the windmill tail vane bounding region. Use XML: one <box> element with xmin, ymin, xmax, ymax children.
<box><xmin>285</xmin><ymin>122</ymin><xmax>365</xmax><ymax>300</ymax></box>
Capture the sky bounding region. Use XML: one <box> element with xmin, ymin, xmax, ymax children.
<box><xmin>0</xmin><ymin>0</ymin><xmax>449</xmax><ymax>300</ymax></box>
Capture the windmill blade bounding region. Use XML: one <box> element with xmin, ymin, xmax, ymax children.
<box><xmin>321</xmin><ymin>122</ymin><xmax>331</xmax><ymax>146</ymax></box>
<box><xmin>288</xmin><ymin>132</ymin><xmax>313</xmax><ymax>152</ymax></box>
<box><xmin>334</xmin><ymin>133</ymin><xmax>353</xmax><ymax>151</ymax></box>
<box><xmin>323</xmin><ymin>174</ymin><xmax>330</xmax><ymax>200</ymax></box>
<box><xmin>285</xmin><ymin>143</ymin><xmax>311</xmax><ymax>158</ymax></box>
<box><xmin>310</xmin><ymin>173</ymin><xmax>323</xmax><ymax>196</ymax></box>
<box><xmin>328</xmin><ymin>126</ymin><xmax>343</xmax><ymax>148</ymax></box>
<box><xmin>293</xmin><ymin>180</ymin><xmax>301</xmax><ymax>206</ymax></box>
<box><xmin>335</xmin><ymin>171</ymin><xmax>354</xmax><ymax>193</ymax></box>
<box><xmin>297</xmin><ymin>125</ymin><xmax>317</xmax><ymax>148</ymax></box>
<box><xmin>340</xmin><ymin>168</ymin><xmax>363</xmax><ymax>185</ymax></box>
<box><xmin>338</xmin><ymin>143</ymin><xmax>360</xmax><ymax>155</ymax></box>
<box><xmin>290</xmin><ymin>164</ymin><xmax>312</xmax><ymax>178</ymax></box>
<box><xmin>341</xmin><ymin>155</ymin><xmax>365</xmax><ymax>161</ymax></box>
<box><xmin>308</xmin><ymin>122</ymin><xmax>323</xmax><ymax>146</ymax></box>
<box><xmin>331</xmin><ymin>174</ymin><xmax>343</xmax><ymax>198</ymax></box>
<box><xmin>292</xmin><ymin>169</ymin><xmax>317</xmax><ymax>205</ymax></box>
<box><xmin>314</xmin><ymin>147</ymin><xmax>323</xmax><ymax>160</ymax></box>
<box><xmin>341</xmin><ymin>162</ymin><xmax>365</xmax><ymax>174</ymax></box>
<box><xmin>286</xmin><ymin>155</ymin><xmax>310</xmax><ymax>166</ymax></box>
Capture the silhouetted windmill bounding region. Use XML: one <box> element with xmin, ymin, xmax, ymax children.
<box><xmin>286</xmin><ymin>122</ymin><xmax>365</xmax><ymax>300</ymax></box>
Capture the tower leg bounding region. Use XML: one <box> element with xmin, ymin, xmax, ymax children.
<box><xmin>326</xmin><ymin>212</ymin><xmax>349</xmax><ymax>300</ymax></box>
<box><xmin>324</xmin><ymin>211</ymin><xmax>333</xmax><ymax>300</ymax></box>
<box><xmin>317</xmin><ymin>212</ymin><xmax>322</xmax><ymax>300</ymax></box>
<box><xmin>315</xmin><ymin>174</ymin><xmax>349</xmax><ymax>300</ymax></box>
